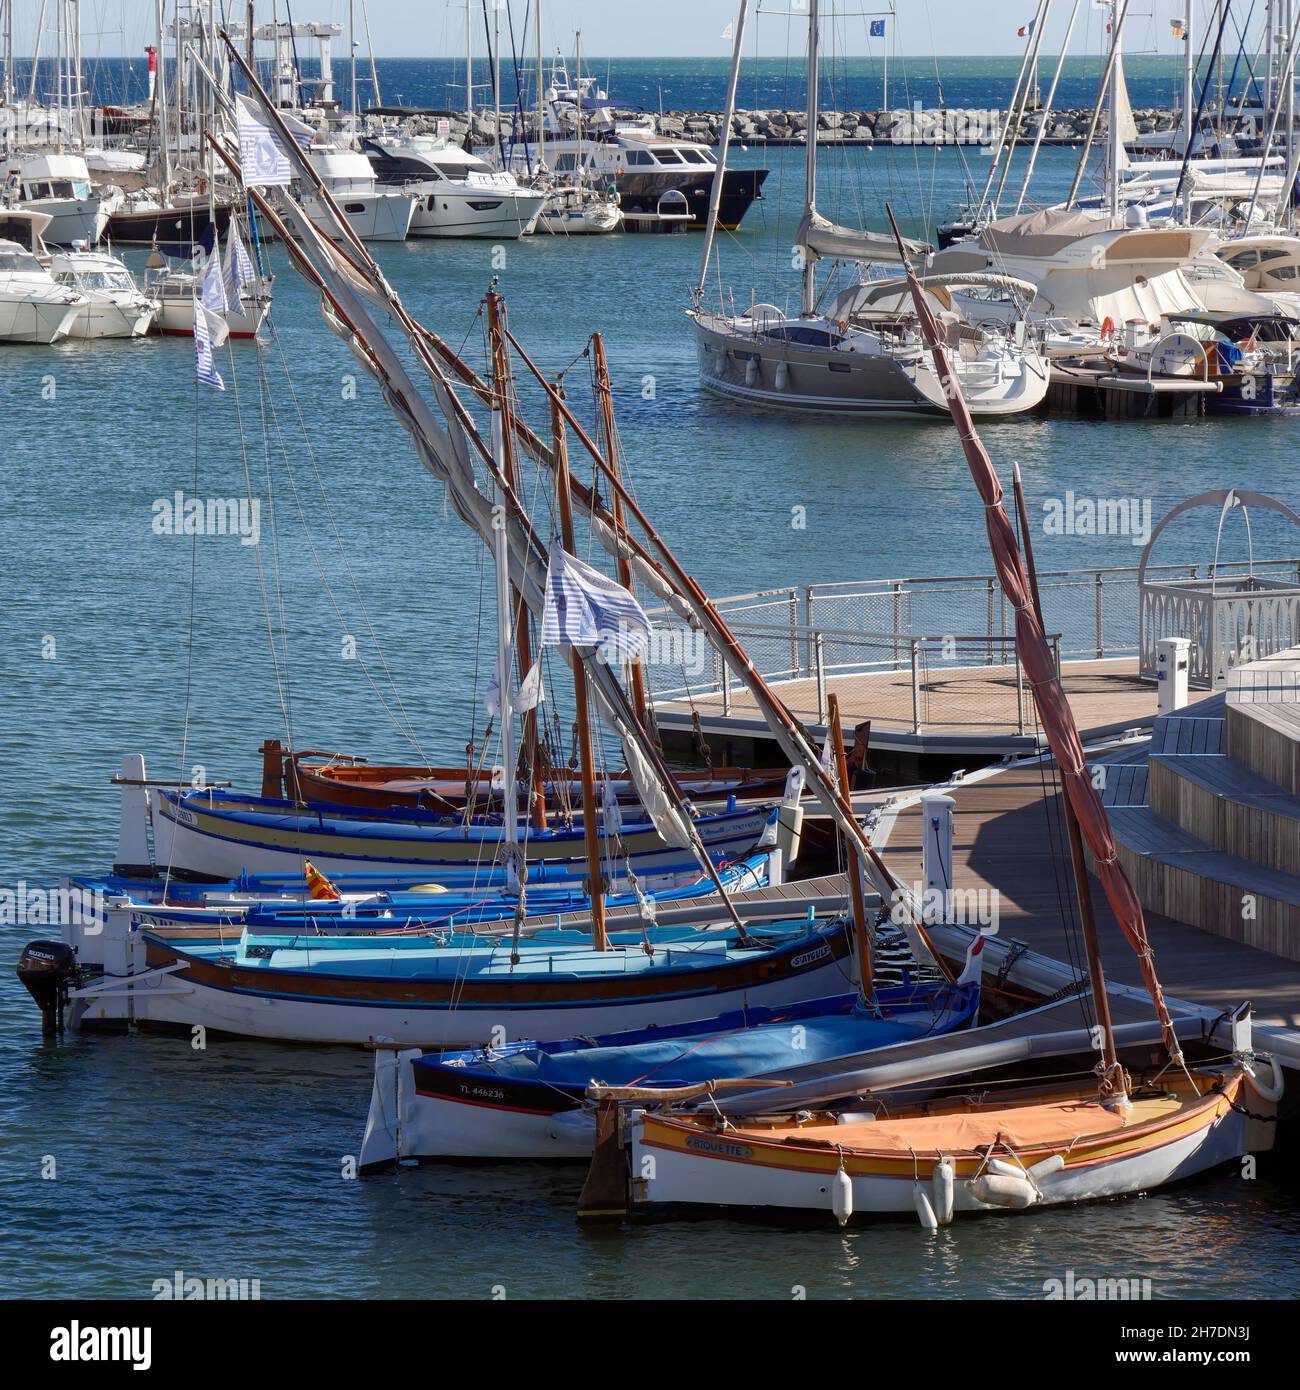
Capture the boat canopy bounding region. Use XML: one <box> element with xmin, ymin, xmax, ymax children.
<box><xmin>982</xmin><ymin>208</ymin><xmax>1126</xmax><ymax>259</ymax></box>
<box><xmin>796</xmin><ymin>208</ymin><xmax>932</xmax><ymax>265</ymax></box>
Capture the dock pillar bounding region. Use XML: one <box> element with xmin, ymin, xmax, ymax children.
<box><xmin>1156</xmin><ymin>636</ymin><xmax>1191</xmax><ymax>715</ymax></box>
<box><xmin>919</xmin><ymin>793</ymin><xmax>956</xmax><ymax>924</ymax></box>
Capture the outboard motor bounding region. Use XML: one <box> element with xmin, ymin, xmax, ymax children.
<box><xmin>16</xmin><ymin>940</ymin><xmax>80</xmax><ymax>1036</ymax></box>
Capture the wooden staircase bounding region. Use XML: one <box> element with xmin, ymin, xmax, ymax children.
<box><xmin>1094</xmin><ymin>653</ymin><xmax>1300</xmax><ymax>963</ymax></box>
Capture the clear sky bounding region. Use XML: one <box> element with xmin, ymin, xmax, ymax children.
<box><xmin>54</xmin><ymin>2</ymin><xmax>1215</xmax><ymax>63</ymax></box>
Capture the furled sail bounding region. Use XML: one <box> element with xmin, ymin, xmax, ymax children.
<box><xmin>795</xmin><ymin>208</ymin><xmax>932</xmax><ymax>264</ymax></box>
<box><xmin>1112</xmin><ymin>51</ymin><xmax>1137</xmax><ymax>169</ymax></box>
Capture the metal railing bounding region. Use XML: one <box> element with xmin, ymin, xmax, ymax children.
<box><xmin>648</xmin><ymin>558</ymin><xmax>1300</xmax><ymax>731</ymax></box>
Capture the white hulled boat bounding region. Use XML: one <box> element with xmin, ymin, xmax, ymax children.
<box><xmin>282</xmin><ymin>145</ymin><xmax>416</xmax><ymax>243</ymax></box>
<box><xmin>9</xmin><ymin>152</ymin><xmax>117</xmax><ymax>246</ymax></box>
<box><xmin>50</xmin><ymin>249</ymin><xmax>155</xmax><ymax>338</ymax></box>
<box><xmin>362</xmin><ymin>136</ymin><xmax>545</xmax><ymax>238</ymax></box>
<box><xmin>0</xmin><ymin>210</ymin><xmax>86</xmax><ymax>343</ymax></box>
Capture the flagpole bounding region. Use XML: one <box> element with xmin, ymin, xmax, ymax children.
<box><xmin>551</xmin><ymin>394</ymin><xmax>610</xmax><ymax>953</ymax></box>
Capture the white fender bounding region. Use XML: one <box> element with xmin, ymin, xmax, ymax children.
<box><xmin>1243</xmin><ymin>1055</ymin><xmax>1285</xmax><ymax>1103</ymax></box>
<box><xmin>831</xmin><ymin>1164</ymin><xmax>854</xmax><ymax>1227</ymax></box>
<box><xmin>745</xmin><ymin>356</ymin><xmax>759</xmax><ymax>387</ymax></box>
<box><xmin>968</xmin><ymin>1173</ymin><xmax>1038</xmax><ymax>1209</ymax></box>
<box><xmin>1026</xmin><ymin>1153</ymin><xmax>1066</xmax><ymax>1183</ymax></box>
<box><xmin>913</xmin><ymin>1182</ymin><xmax>939</xmax><ymax>1231</ymax></box>
<box><xmin>774</xmin><ymin>359</ymin><xmax>789</xmax><ymax>390</ymax></box>
<box><xmin>931</xmin><ymin>1158</ymin><xmax>955</xmax><ymax>1226</ymax></box>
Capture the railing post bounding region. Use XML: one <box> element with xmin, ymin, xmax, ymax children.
<box><xmin>789</xmin><ymin>591</ymin><xmax>800</xmax><ymax>677</ymax></box>
<box><xmin>722</xmin><ymin>658</ymin><xmax>732</xmax><ymax>715</ymax></box>
<box><xmin>892</xmin><ymin>581</ymin><xmax>903</xmax><ymax>671</ymax></box>
<box><xmin>986</xmin><ymin>577</ymin><xmax>995</xmax><ymax>665</ymax></box>
<box><xmin>814</xmin><ymin>632</ymin><xmax>828</xmax><ymax>724</ymax></box>
<box><xmin>911</xmin><ymin>639</ymin><xmax>922</xmax><ymax>733</ymax></box>
<box><xmin>803</xmin><ymin>585</ymin><xmax>814</xmax><ymax>677</ymax></box>
<box><xmin>1095</xmin><ymin>570</ymin><xmax>1103</xmax><ymax>659</ymax></box>
<box><xmin>1015</xmin><ymin>649</ymin><xmax>1026</xmax><ymax>734</ymax></box>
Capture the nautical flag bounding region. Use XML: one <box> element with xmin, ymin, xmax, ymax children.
<box><xmin>236</xmin><ymin>93</ymin><xmax>292</xmax><ymax>186</ymax></box>
<box><xmin>485</xmin><ymin>660</ymin><xmax>501</xmax><ymax>718</ymax></box>
<box><xmin>1018</xmin><ymin>19</ymin><xmax>1035</xmax><ymax>36</ymax></box>
<box><xmin>1171</xmin><ymin>19</ymin><xmax>1187</xmax><ymax>38</ymax></box>
<box><xmin>541</xmin><ymin>543</ymin><xmax>651</xmax><ymax>665</ymax></box>
<box><xmin>201</xmin><ymin>237</ymin><xmax>227</xmax><ymax>313</ymax></box>
<box><xmin>192</xmin><ymin>289</ymin><xmax>224</xmax><ymax>391</ymax></box>
<box><xmin>224</xmin><ymin>220</ymin><xmax>256</xmax><ymax>315</ymax></box>
<box><xmin>721</xmin><ymin>21</ymin><xmax>733</xmax><ymax>40</ymax></box>
<box><xmin>303</xmin><ymin>860</ymin><xmax>341</xmax><ymax>901</ymax></box>
<box><xmin>601</xmin><ymin>774</ymin><xmax>623</xmax><ymax>837</ymax></box>
<box><xmin>870</xmin><ymin>18</ymin><xmax>886</xmax><ymax>37</ymax></box>
<box><xmin>517</xmin><ymin>659</ymin><xmax>545</xmax><ymax>712</ymax></box>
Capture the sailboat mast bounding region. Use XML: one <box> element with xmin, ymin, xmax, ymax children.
<box><xmin>491</xmin><ymin>418</ymin><xmax>522</xmax><ymax>892</ymax></box>
<box><xmin>465</xmin><ymin>0</ymin><xmax>472</xmax><ymax>129</ymax></box>
<box><xmin>535</xmin><ymin>0</ymin><xmax>543</xmax><ymax>170</ymax></box>
<box><xmin>828</xmin><ymin>692</ymin><xmax>872</xmax><ymax>1000</ymax></box>
<box><xmin>1181</xmin><ymin>0</ymin><xmax>1195</xmax><ymax>178</ymax></box>
<box><xmin>1012</xmin><ymin>462</ymin><xmax>1125</xmax><ymax>1106</ymax></box>
<box><xmin>592</xmin><ymin>333</ymin><xmax>650</xmax><ymax>731</ymax></box>
<box><xmin>552</xmin><ymin>396</ymin><xmax>610</xmax><ymax>953</ymax></box>
<box><xmin>349</xmin><ymin>0</ymin><xmax>357</xmax><ymax>131</ymax></box>
<box><xmin>487</xmin><ymin>289</ymin><xmax>548</xmax><ymax>830</ymax></box>
<box><xmin>1107</xmin><ymin>3</ymin><xmax>1123</xmax><ymax>215</ymax></box>
<box><xmin>156</xmin><ymin>0</ymin><xmax>172</xmax><ymax>193</ymax></box>
<box><xmin>696</xmin><ymin>0</ymin><xmax>750</xmax><ymax>303</ymax></box>
<box><xmin>801</xmin><ymin>0</ymin><xmax>819</xmax><ymax>315</ymax></box>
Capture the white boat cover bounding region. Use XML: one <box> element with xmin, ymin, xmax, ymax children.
<box><xmin>795</xmin><ymin>208</ymin><xmax>931</xmax><ymax>264</ymax></box>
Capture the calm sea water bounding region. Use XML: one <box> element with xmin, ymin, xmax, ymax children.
<box><xmin>2</xmin><ymin>128</ymin><xmax>1299</xmax><ymax>1300</ymax></box>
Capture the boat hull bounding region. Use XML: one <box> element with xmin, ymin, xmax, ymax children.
<box><xmin>408</xmin><ymin>187</ymin><xmax>545</xmax><ymax>239</ymax></box>
<box><xmin>0</xmin><ymin>293</ymin><xmax>84</xmax><ymax>343</ymax></box>
<box><xmin>75</xmin><ymin>924</ymin><xmax>855</xmax><ymax>1046</ymax></box>
<box><xmin>628</xmin><ymin>1071</ymin><xmax>1266</xmax><ymax>1221</ymax></box>
<box><xmin>150</xmin><ymin>791</ymin><xmax>775</xmax><ymax>880</ymax></box>
<box><xmin>107</xmin><ymin>202</ymin><xmax>233</xmax><ymax>247</ymax></box>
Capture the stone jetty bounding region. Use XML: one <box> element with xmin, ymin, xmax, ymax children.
<box><xmin>402</xmin><ymin>106</ymin><xmax>1183</xmax><ymax>148</ymax></box>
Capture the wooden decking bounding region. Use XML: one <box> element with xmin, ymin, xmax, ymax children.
<box><xmin>876</xmin><ymin>763</ymin><xmax>1300</xmax><ymax>1036</ymax></box>
<box><xmin>654</xmin><ymin>656</ymin><xmax>1158</xmax><ymax>757</ymax></box>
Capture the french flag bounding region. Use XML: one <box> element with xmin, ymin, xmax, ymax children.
<box><xmin>1018</xmin><ymin>19</ymin><xmax>1035</xmax><ymax>36</ymax></box>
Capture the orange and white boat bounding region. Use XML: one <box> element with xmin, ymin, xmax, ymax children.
<box><xmin>617</xmin><ymin>1050</ymin><xmax>1280</xmax><ymax>1226</ymax></box>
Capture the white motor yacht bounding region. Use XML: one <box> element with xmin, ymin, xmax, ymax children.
<box><xmin>281</xmin><ymin>145</ymin><xmax>416</xmax><ymax>243</ymax></box>
<box><xmin>0</xmin><ymin>209</ymin><xmax>86</xmax><ymax>344</ymax></box>
<box><xmin>9</xmin><ymin>153</ymin><xmax>117</xmax><ymax>246</ymax></box>
<box><xmin>362</xmin><ymin>136</ymin><xmax>545</xmax><ymax>238</ymax></box>
<box><xmin>50</xmin><ymin>249</ymin><xmax>156</xmax><ymax>338</ymax></box>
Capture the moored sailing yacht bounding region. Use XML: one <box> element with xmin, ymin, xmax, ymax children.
<box><xmin>691</xmin><ymin>0</ymin><xmax>1050</xmax><ymax>418</ymax></box>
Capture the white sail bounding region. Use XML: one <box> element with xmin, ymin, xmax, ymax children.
<box><xmin>795</xmin><ymin>208</ymin><xmax>931</xmax><ymax>264</ymax></box>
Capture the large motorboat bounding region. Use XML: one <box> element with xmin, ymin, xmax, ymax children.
<box><xmin>7</xmin><ymin>153</ymin><xmax>118</xmax><ymax>246</ymax></box>
<box><xmin>49</xmin><ymin>249</ymin><xmax>155</xmax><ymax>338</ymax></box>
<box><xmin>280</xmin><ymin>144</ymin><xmax>416</xmax><ymax>242</ymax></box>
<box><xmin>0</xmin><ymin>210</ymin><xmax>86</xmax><ymax>344</ymax></box>
<box><xmin>361</xmin><ymin>135</ymin><xmax>544</xmax><ymax>238</ymax></box>
<box><xmin>506</xmin><ymin>68</ymin><xmax>767</xmax><ymax>231</ymax></box>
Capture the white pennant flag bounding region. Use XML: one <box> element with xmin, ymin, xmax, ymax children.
<box><xmin>236</xmin><ymin>94</ymin><xmax>293</xmax><ymax>186</ymax></box>
<box><xmin>517</xmin><ymin>659</ymin><xmax>545</xmax><ymax>712</ymax></box>
<box><xmin>541</xmin><ymin>544</ymin><xmax>651</xmax><ymax>665</ymax></box>
<box><xmin>485</xmin><ymin>661</ymin><xmax>501</xmax><ymax>719</ymax></box>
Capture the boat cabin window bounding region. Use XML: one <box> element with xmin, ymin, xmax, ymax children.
<box><xmin>1222</xmin><ymin>250</ymin><xmax>1260</xmax><ymax>270</ymax></box>
<box><xmin>651</xmin><ymin>148</ymin><xmax>684</xmax><ymax>163</ymax></box>
<box><xmin>622</xmin><ymin>149</ymin><xmax>655</xmax><ymax>166</ymax></box>
<box><xmin>25</xmin><ymin>178</ymin><xmax>91</xmax><ymax>199</ymax></box>
<box><xmin>0</xmin><ymin>249</ymin><xmax>41</xmax><ymax>272</ymax></box>
<box><xmin>555</xmin><ymin>153</ymin><xmax>578</xmax><ymax>171</ymax></box>
<box><xmin>763</xmin><ymin>324</ymin><xmax>844</xmax><ymax>348</ymax></box>
<box><xmin>677</xmin><ymin>148</ymin><xmax>710</xmax><ymax>164</ymax></box>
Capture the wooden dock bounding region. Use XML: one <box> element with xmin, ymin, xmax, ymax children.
<box><xmin>875</xmin><ymin>762</ymin><xmax>1300</xmax><ymax>1040</ymax></box>
<box><xmin>654</xmin><ymin>655</ymin><xmax>1158</xmax><ymax>767</ymax></box>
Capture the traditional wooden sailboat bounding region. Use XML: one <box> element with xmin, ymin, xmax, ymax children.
<box><xmin>579</xmin><ymin>213</ymin><xmax>1282</xmax><ymax>1227</ymax></box>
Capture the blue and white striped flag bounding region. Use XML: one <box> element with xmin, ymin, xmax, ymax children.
<box><xmin>201</xmin><ymin>237</ymin><xmax>227</xmax><ymax>314</ymax></box>
<box><xmin>193</xmin><ymin>290</ymin><xmax>225</xmax><ymax>391</ymax></box>
<box><xmin>224</xmin><ymin>220</ymin><xmax>256</xmax><ymax>315</ymax></box>
<box><xmin>236</xmin><ymin>94</ymin><xmax>292</xmax><ymax>186</ymax></box>
<box><xmin>541</xmin><ymin>543</ymin><xmax>651</xmax><ymax>665</ymax></box>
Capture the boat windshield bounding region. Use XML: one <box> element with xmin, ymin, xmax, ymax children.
<box><xmin>0</xmin><ymin>250</ymin><xmax>42</xmax><ymax>273</ymax></box>
<box><xmin>58</xmin><ymin>269</ymin><xmax>133</xmax><ymax>291</ymax></box>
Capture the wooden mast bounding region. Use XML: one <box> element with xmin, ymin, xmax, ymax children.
<box><xmin>486</xmin><ymin>288</ymin><xmax>548</xmax><ymax>831</ymax></box>
<box><xmin>1012</xmin><ymin>461</ymin><xmax>1127</xmax><ymax>1107</ymax></box>
<box><xmin>551</xmin><ymin>394</ymin><xmax>610</xmax><ymax>952</ymax></box>
<box><xmin>590</xmin><ymin>333</ymin><xmax>650</xmax><ymax>732</ymax></box>
<box><xmin>827</xmin><ymin>692</ymin><xmax>872</xmax><ymax>1000</ymax></box>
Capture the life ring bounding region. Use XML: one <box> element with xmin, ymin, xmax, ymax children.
<box><xmin>1100</xmin><ymin>316</ymin><xmax>1115</xmax><ymax>340</ymax></box>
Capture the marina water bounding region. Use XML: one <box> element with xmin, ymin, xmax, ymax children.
<box><xmin>2</xmin><ymin>105</ymin><xmax>1299</xmax><ymax>1296</ymax></box>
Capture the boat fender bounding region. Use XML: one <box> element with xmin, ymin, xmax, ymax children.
<box><xmin>1243</xmin><ymin>1055</ymin><xmax>1285</xmax><ymax>1103</ymax></box>
<box><xmin>1025</xmin><ymin>1153</ymin><xmax>1066</xmax><ymax>1184</ymax></box>
<box><xmin>774</xmin><ymin>360</ymin><xmax>788</xmax><ymax>390</ymax></box>
<box><xmin>831</xmin><ymin>1161</ymin><xmax>853</xmax><ymax>1227</ymax></box>
<box><xmin>931</xmin><ymin>1158</ymin><xmax>955</xmax><ymax>1226</ymax></box>
<box><xmin>986</xmin><ymin>1157</ymin><xmax>1026</xmax><ymax>1180</ymax></box>
<box><xmin>913</xmin><ymin>1182</ymin><xmax>939</xmax><ymax>1231</ymax></box>
<box><xmin>967</xmin><ymin>1173</ymin><xmax>1038</xmax><ymax>1209</ymax></box>
<box><xmin>1100</xmin><ymin>315</ymin><xmax>1115</xmax><ymax>340</ymax></box>
<box><xmin>745</xmin><ymin>356</ymin><xmax>759</xmax><ymax>387</ymax></box>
